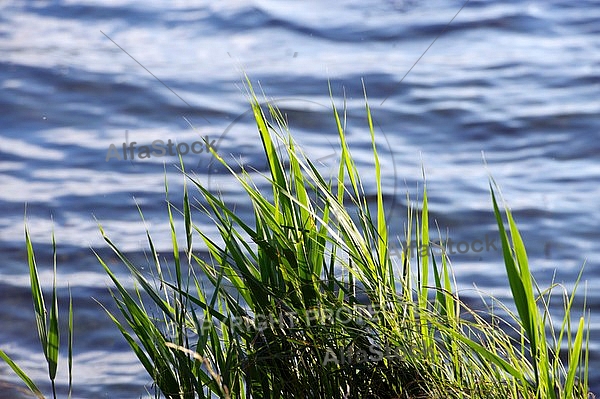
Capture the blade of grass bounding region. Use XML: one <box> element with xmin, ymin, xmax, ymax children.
<box><xmin>68</xmin><ymin>285</ymin><xmax>73</xmax><ymax>399</ymax></box>
<box><xmin>25</xmin><ymin>226</ymin><xmax>48</xmax><ymax>364</ymax></box>
<box><xmin>48</xmin><ymin>231</ymin><xmax>59</xmax><ymax>388</ymax></box>
<box><xmin>564</xmin><ymin>316</ymin><xmax>585</xmax><ymax>397</ymax></box>
<box><xmin>0</xmin><ymin>350</ymin><xmax>45</xmax><ymax>399</ymax></box>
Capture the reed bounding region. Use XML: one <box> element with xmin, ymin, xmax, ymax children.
<box><xmin>1</xmin><ymin>79</ymin><xmax>591</xmax><ymax>398</ymax></box>
<box><xmin>0</xmin><ymin>226</ymin><xmax>73</xmax><ymax>399</ymax></box>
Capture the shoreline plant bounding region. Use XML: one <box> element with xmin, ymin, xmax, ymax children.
<box><xmin>0</xmin><ymin>80</ymin><xmax>592</xmax><ymax>398</ymax></box>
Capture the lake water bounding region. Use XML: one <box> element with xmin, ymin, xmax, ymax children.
<box><xmin>1</xmin><ymin>0</ymin><xmax>599</xmax><ymax>397</ymax></box>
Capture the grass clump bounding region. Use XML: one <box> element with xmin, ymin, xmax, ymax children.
<box><xmin>1</xmin><ymin>79</ymin><xmax>592</xmax><ymax>398</ymax></box>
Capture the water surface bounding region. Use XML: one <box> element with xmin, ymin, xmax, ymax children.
<box><xmin>1</xmin><ymin>0</ymin><xmax>599</xmax><ymax>396</ymax></box>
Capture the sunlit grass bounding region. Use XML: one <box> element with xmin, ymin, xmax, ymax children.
<box><xmin>0</xmin><ymin>79</ymin><xmax>591</xmax><ymax>398</ymax></box>
<box><xmin>0</xmin><ymin>223</ymin><xmax>73</xmax><ymax>399</ymax></box>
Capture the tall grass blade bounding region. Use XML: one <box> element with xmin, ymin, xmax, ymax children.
<box><xmin>564</xmin><ymin>317</ymin><xmax>585</xmax><ymax>397</ymax></box>
<box><xmin>68</xmin><ymin>286</ymin><xmax>73</xmax><ymax>399</ymax></box>
<box><xmin>25</xmin><ymin>227</ymin><xmax>48</xmax><ymax>363</ymax></box>
<box><xmin>0</xmin><ymin>350</ymin><xmax>45</xmax><ymax>399</ymax></box>
<box><xmin>490</xmin><ymin>187</ymin><xmax>533</xmax><ymax>343</ymax></box>
<box><xmin>48</xmin><ymin>231</ymin><xmax>60</xmax><ymax>387</ymax></box>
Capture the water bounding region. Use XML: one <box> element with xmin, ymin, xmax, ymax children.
<box><xmin>1</xmin><ymin>0</ymin><xmax>599</xmax><ymax>396</ymax></box>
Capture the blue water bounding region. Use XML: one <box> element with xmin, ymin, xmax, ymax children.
<box><xmin>1</xmin><ymin>1</ymin><xmax>599</xmax><ymax>397</ymax></box>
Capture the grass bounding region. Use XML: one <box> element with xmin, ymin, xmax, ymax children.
<box><xmin>0</xmin><ymin>78</ymin><xmax>592</xmax><ymax>398</ymax></box>
<box><xmin>0</xmin><ymin>221</ymin><xmax>73</xmax><ymax>399</ymax></box>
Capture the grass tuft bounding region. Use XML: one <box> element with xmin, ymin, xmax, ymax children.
<box><xmin>1</xmin><ymin>81</ymin><xmax>591</xmax><ymax>399</ymax></box>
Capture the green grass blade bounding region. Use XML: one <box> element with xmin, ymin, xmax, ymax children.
<box><xmin>25</xmin><ymin>226</ymin><xmax>48</xmax><ymax>359</ymax></box>
<box><xmin>48</xmin><ymin>231</ymin><xmax>59</xmax><ymax>383</ymax></box>
<box><xmin>245</xmin><ymin>78</ymin><xmax>288</xmax><ymax>213</ymax></box>
<box><xmin>431</xmin><ymin>254</ymin><xmax>447</xmax><ymax>317</ymax></box>
<box><xmin>181</xmin><ymin>157</ymin><xmax>193</xmax><ymax>262</ymax></box>
<box><xmin>434</xmin><ymin>321</ymin><xmax>529</xmax><ymax>386</ymax></box>
<box><xmin>419</xmin><ymin>183</ymin><xmax>429</xmax><ymax>307</ymax></box>
<box><xmin>564</xmin><ymin>316</ymin><xmax>585</xmax><ymax>397</ymax></box>
<box><xmin>97</xmin><ymin>300</ymin><xmax>156</xmax><ymax>380</ymax></box>
<box><xmin>0</xmin><ymin>350</ymin><xmax>45</xmax><ymax>399</ymax></box>
<box><xmin>506</xmin><ymin>209</ymin><xmax>538</xmax><ymax>354</ymax></box>
<box><xmin>68</xmin><ymin>286</ymin><xmax>73</xmax><ymax>399</ymax></box>
<box><xmin>490</xmin><ymin>186</ymin><xmax>533</xmax><ymax>342</ymax></box>
<box><xmin>363</xmin><ymin>81</ymin><xmax>388</xmax><ymax>279</ymax></box>
<box><xmin>329</xmin><ymin>82</ymin><xmax>359</xmax><ymax>201</ymax></box>
<box><xmin>165</xmin><ymin>175</ymin><xmax>183</xmax><ymax>291</ymax></box>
